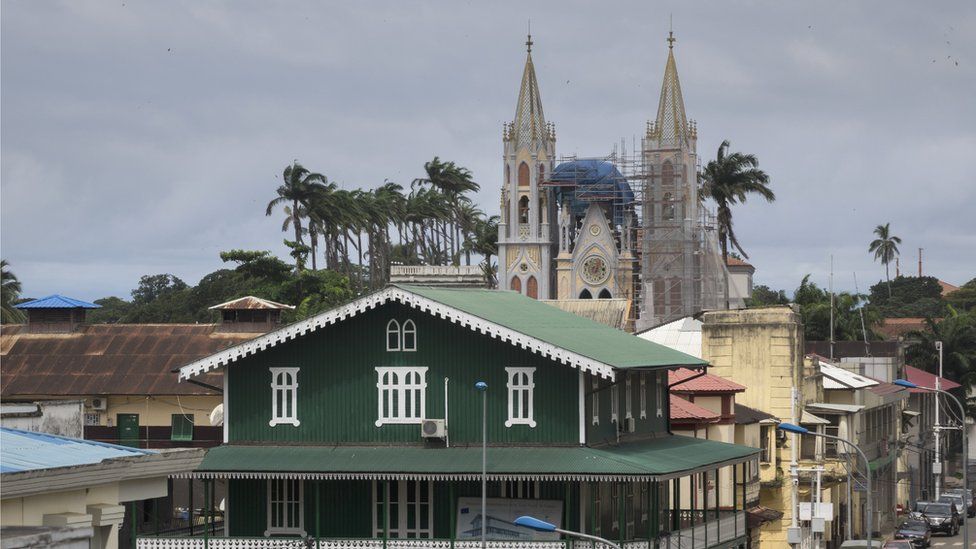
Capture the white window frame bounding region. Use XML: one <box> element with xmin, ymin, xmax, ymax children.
<box><xmin>611</xmin><ymin>483</ymin><xmax>620</xmax><ymax>531</ymax></box>
<box><xmin>656</xmin><ymin>371</ymin><xmax>664</xmax><ymax>418</ymax></box>
<box><xmin>401</xmin><ymin>319</ymin><xmax>417</xmax><ymax>352</ymax></box>
<box><xmin>505</xmin><ymin>367</ymin><xmax>536</xmax><ymax>428</ymax></box>
<box><xmin>386</xmin><ymin>319</ymin><xmax>401</xmax><ymax>351</ymax></box>
<box><xmin>269</xmin><ymin>367</ymin><xmax>300</xmax><ymax>427</ymax></box>
<box><xmin>265</xmin><ymin>478</ymin><xmax>305</xmax><ymax>537</ymax></box>
<box><xmin>375</xmin><ymin>367</ymin><xmax>428</xmax><ymax>426</ymax></box>
<box><xmin>371</xmin><ymin>480</ymin><xmax>433</xmax><ymax>538</ymax></box>
<box><xmin>611</xmin><ymin>384</ymin><xmax>619</xmax><ymax>424</ymax></box>
<box><xmin>640</xmin><ymin>373</ymin><xmax>647</xmax><ymax>420</ymax></box>
<box><xmin>501</xmin><ymin>480</ymin><xmax>540</xmax><ymax>499</ymax></box>
<box><xmin>625</xmin><ymin>374</ymin><xmax>633</xmax><ymax>420</ymax></box>
<box><xmin>592</xmin><ymin>376</ymin><xmax>600</xmax><ymax>425</ymax></box>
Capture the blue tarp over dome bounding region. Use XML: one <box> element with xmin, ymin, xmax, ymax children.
<box><xmin>549</xmin><ymin>160</ymin><xmax>634</xmax><ymax>226</ymax></box>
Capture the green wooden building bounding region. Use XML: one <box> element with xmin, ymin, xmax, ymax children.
<box><xmin>144</xmin><ymin>285</ymin><xmax>758</xmax><ymax>549</ymax></box>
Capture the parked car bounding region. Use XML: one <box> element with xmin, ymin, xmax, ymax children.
<box><xmin>945</xmin><ymin>488</ymin><xmax>976</xmax><ymax>517</ymax></box>
<box><xmin>882</xmin><ymin>541</ymin><xmax>914</xmax><ymax>549</ymax></box>
<box><xmin>893</xmin><ymin>518</ymin><xmax>931</xmax><ymax>547</ymax></box>
<box><xmin>937</xmin><ymin>493</ymin><xmax>967</xmax><ymax>522</ymax></box>
<box><xmin>910</xmin><ymin>501</ymin><xmax>960</xmax><ymax>536</ymax></box>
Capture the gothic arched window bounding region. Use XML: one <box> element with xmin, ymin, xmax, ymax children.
<box><xmin>538</xmin><ymin>164</ymin><xmax>545</xmax><ymax>185</ymax></box>
<box><xmin>511</xmin><ymin>276</ymin><xmax>522</xmax><ymax>294</ymax></box>
<box><xmin>518</xmin><ymin>162</ymin><xmax>530</xmax><ymax>188</ymax></box>
<box><xmin>663</xmin><ymin>192</ymin><xmax>675</xmax><ymax>221</ymax></box>
<box><xmin>598</xmin><ymin>288</ymin><xmax>612</xmax><ymax>299</ymax></box>
<box><xmin>518</xmin><ymin>196</ymin><xmax>530</xmax><ymax>224</ymax></box>
<box><xmin>526</xmin><ymin>276</ymin><xmax>538</xmax><ymax>299</ymax></box>
<box><xmin>579</xmin><ymin>289</ymin><xmax>592</xmax><ymax>299</ymax></box>
<box><xmin>662</xmin><ymin>161</ymin><xmax>675</xmax><ymax>187</ymax></box>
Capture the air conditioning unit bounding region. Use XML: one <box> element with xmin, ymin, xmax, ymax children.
<box><xmin>421</xmin><ymin>419</ymin><xmax>446</xmax><ymax>439</ymax></box>
<box><xmin>89</xmin><ymin>398</ymin><xmax>107</xmax><ymax>411</ymax></box>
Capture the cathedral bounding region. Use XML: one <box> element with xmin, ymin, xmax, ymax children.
<box><xmin>497</xmin><ymin>32</ymin><xmax>725</xmax><ymax>331</ymax></box>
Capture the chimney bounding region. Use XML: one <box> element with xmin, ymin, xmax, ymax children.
<box><xmin>15</xmin><ymin>295</ymin><xmax>100</xmax><ymax>334</ymax></box>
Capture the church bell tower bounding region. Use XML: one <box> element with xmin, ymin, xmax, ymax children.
<box><xmin>497</xmin><ymin>34</ymin><xmax>556</xmax><ymax>299</ymax></box>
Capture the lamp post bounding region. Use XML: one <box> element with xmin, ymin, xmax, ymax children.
<box><xmin>894</xmin><ymin>378</ymin><xmax>969</xmax><ymax>549</ymax></box>
<box><xmin>514</xmin><ymin>515</ymin><xmax>622</xmax><ymax>549</ymax></box>
<box><xmin>475</xmin><ymin>381</ymin><xmax>488</xmax><ymax>549</ymax></box>
<box><xmin>778</xmin><ymin>423</ymin><xmax>872</xmax><ymax>548</ymax></box>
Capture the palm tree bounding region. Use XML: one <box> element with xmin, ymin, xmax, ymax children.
<box><xmin>868</xmin><ymin>223</ymin><xmax>902</xmax><ymax>298</ymax></box>
<box><xmin>1</xmin><ymin>260</ymin><xmax>25</xmax><ymax>324</ymax></box>
<box><xmin>699</xmin><ymin>140</ymin><xmax>775</xmax><ymax>263</ymax></box>
<box><xmin>266</xmin><ymin>162</ymin><xmax>329</xmax><ymax>271</ymax></box>
<box><xmin>906</xmin><ymin>310</ymin><xmax>976</xmax><ymax>407</ymax></box>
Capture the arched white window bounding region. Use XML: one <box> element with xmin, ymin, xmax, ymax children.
<box><xmin>386</xmin><ymin>320</ymin><xmax>401</xmax><ymax>351</ymax></box>
<box><xmin>591</xmin><ymin>375</ymin><xmax>600</xmax><ymax>425</ymax></box>
<box><xmin>402</xmin><ymin>320</ymin><xmax>417</xmax><ymax>351</ymax></box>
<box><xmin>625</xmin><ymin>373</ymin><xmax>633</xmax><ymax>420</ymax></box>
<box><xmin>505</xmin><ymin>367</ymin><xmax>536</xmax><ymax>427</ymax></box>
<box><xmin>640</xmin><ymin>372</ymin><xmax>648</xmax><ymax>419</ymax></box>
<box><xmin>375</xmin><ymin>367</ymin><xmax>428</xmax><ymax>426</ymax></box>
<box><xmin>269</xmin><ymin>367</ymin><xmax>300</xmax><ymax>427</ymax></box>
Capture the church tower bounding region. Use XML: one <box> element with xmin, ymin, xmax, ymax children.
<box><xmin>498</xmin><ymin>35</ymin><xmax>556</xmax><ymax>299</ymax></box>
<box><xmin>638</xmin><ymin>32</ymin><xmax>701</xmax><ymax>329</ymax></box>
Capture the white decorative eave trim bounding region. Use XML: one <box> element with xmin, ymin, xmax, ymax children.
<box><xmin>179</xmin><ymin>287</ymin><xmax>618</xmax><ymax>382</ymax></box>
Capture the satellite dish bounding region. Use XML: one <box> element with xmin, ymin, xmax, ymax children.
<box><xmin>209</xmin><ymin>404</ymin><xmax>224</xmax><ymax>426</ymax></box>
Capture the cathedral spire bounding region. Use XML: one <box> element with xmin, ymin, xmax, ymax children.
<box><xmin>652</xmin><ymin>32</ymin><xmax>689</xmax><ymax>147</ymax></box>
<box><xmin>512</xmin><ymin>35</ymin><xmax>547</xmax><ymax>152</ymax></box>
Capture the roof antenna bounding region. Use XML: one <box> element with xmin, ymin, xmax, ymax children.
<box><xmin>526</xmin><ymin>19</ymin><xmax>533</xmax><ymax>53</ymax></box>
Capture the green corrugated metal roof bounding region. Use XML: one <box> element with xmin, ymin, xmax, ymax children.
<box><xmin>396</xmin><ymin>285</ymin><xmax>706</xmax><ymax>370</ymax></box>
<box><xmin>196</xmin><ymin>436</ymin><xmax>757</xmax><ymax>479</ymax></box>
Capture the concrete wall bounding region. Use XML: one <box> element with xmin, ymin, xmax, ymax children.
<box><xmin>1</xmin><ymin>400</ymin><xmax>84</xmax><ymax>438</ymax></box>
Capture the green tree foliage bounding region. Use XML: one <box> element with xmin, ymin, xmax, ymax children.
<box><xmin>906</xmin><ymin>309</ymin><xmax>976</xmax><ymax>391</ymax></box>
<box><xmin>698</xmin><ymin>140</ymin><xmax>775</xmax><ymax>262</ymax></box>
<box><xmin>868</xmin><ymin>222</ymin><xmax>902</xmax><ymax>297</ymax></box>
<box><xmin>131</xmin><ymin>274</ymin><xmax>188</xmax><ymax>304</ymax></box>
<box><xmin>747</xmin><ymin>284</ymin><xmax>789</xmax><ymax>307</ymax></box>
<box><xmin>87</xmin><ymin>297</ymin><xmax>133</xmax><ymax>324</ymax></box>
<box><xmin>868</xmin><ymin>276</ymin><xmax>947</xmax><ymax>318</ymax></box>
<box><xmin>793</xmin><ymin>275</ymin><xmax>880</xmax><ymax>342</ymax></box>
<box><xmin>1</xmin><ymin>260</ymin><xmax>26</xmax><ymax>324</ymax></box>
<box><xmin>946</xmin><ymin>278</ymin><xmax>976</xmax><ymax>313</ymax></box>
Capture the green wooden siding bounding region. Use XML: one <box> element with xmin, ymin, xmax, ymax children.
<box><xmin>228</xmin><ymin>302</ymin><xmax>581</xmax><ymax>444</ymax></box>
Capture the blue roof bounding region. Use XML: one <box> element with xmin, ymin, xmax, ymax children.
<box><xmin>0</xmin><ymin>428</ymin><xmax>154</xmax><ymax>474</ymax></box>
<box><xmin>550</xmin><ymin>160</ymin><xmax>635</xmax><ymax>227</ymax></box>
<box><xmin>15</xmin><ymin>295</ymin><xmax>101</xmax><ymax>309</ymax></box>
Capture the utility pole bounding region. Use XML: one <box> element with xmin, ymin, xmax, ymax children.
<box><xmin>829</xmin><ymin>255</ymin><xmax>835</xmax><ymax>361</ymax></box>
<box><xmin>918</xmin><ymin>248</ymin><xmax>923</xmax><ymax>277</ymax></box>
<box><xmin>933</xmin><ymin>341</ymin><xmax>943</xmax><ymax>500</ymax></box>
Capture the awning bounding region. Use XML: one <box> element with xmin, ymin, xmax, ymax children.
<box><xmin>185</xmin><ymin>436</ymin><xmax>759</xmax><ymax>482</ymax></box>
<box><xmin>902</xmin><ymin>410</ymin><xmax>921</xmax><ymax>418</ymax></box>
<box><xmin>747</xmin><ymin>506</ymin><xmax>784</xmax><ymax>528</ymax></box>
<box><xmin>800</xmin><ymin>411</ymin><xmax>831</xmax><ymax>425</ymax></box>
<box><xmin>806</xmin><ymin>403</ymin><xmax>865</xmax><ymax>414</ymax></box>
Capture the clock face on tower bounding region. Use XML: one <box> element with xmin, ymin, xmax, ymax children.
<box><xmin>580</xmin><ymin>255</ymin><xmax>610</xmax><ymax>285</ymax></box>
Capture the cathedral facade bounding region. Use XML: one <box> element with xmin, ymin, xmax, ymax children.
<box><xmin>499</xmin><ymin>33</ymin><xmax>717</xmax><ymax>331</ymax></box>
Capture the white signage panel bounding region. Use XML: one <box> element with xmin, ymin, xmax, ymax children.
<box><xmin>455</xmin><ymin>497</ymin><xmax>563</xmax><ymax>540</ymax></box>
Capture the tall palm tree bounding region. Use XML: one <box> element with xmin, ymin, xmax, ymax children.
<box><xmin>906</xmin><ymin>310</ymin><xmax>976</xmax><ymax>403</ymax></box>
<box><xmin>868</xmin><ymin>222</ymin><xmax>902</xmax><ymax>298</ymax></box>
<box><xmin>1</xmin><ymin>260</ymin><xmax>25</xmax><ymax>324</ymax></box>
<box><xmin>699</xmin><ymin>140</ymin><xmax>775</xmax><ymax>263</ymax></box>
<box><xmin>266</xmin><ymin>162</ymin><xmax>329</xmax><ymax>271</ymax></box>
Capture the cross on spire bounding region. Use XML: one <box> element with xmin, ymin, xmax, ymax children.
<box><xmin>526</xmin><ymin>33</ymin><xmax>533</xmax><ymax>53</ymax></box>
<box><xmin>668</xmin><ymin>15</ymin><xmax>676</xmax><ymax>49</ymax></box>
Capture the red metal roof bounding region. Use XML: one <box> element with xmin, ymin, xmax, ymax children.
<box><xmin>0</xmin><ymin>324</ymin><xmax>266</xmax><ymax>397</ymax></box>
<box><xmin>904</xmin><ymin>364</ymin><xmax>961</xmax><ymax>393</ymax></box>
<box><xmin>669</xmin><ymin>395</ymin><xmax>720</xmax><ymax>422</ymax></box>
<box><xmin>669</xmin><ymin>368</ymin><xmax>746</xmax><ymax>393</ymax></box>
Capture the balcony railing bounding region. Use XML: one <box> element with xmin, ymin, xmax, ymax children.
<box><xmin>137</xmin><ymin>512</ymin><xmax>745</xmax><ymax>549</ymax></box>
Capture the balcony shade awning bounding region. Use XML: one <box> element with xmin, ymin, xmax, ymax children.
<box><xmin>185</xmin><ymin>436</ymin><xmax>759</xmax><ymax>482</ymax></box>
<box><xmin>800</xmin><ymin>411</ymin><xmax>831</xmax><ymax>425</ymax></box>
<box><xmin>806</xmin><ymin>403</ymin><xmax>865</xmax><ymax>414</ymax></box>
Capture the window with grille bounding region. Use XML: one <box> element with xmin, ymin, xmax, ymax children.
<box><xmin>375</xmin><ymin>367</ymin><xmax>428</xmax><ymax>426</ymax></box>
<box><xmin>505</xmin><ymin>367</ymin><xmax>536</xmax><ymax>427</ymax></box>
<box><xmin>386</xmin><ymin>319</ymin><xmax>417</xmax><ymax>352</ymax></box>
<box><xmin>760</xmin><ymin>425</ymin><xmax>771</xmax><ymax>463</ymax></box>
<box><xmin>170</xmin><ymin>413</ymin><xmax>193</xmax><ymax>441</ymax></box>
<box><xmin>824</xmin><ymin>415</ymin><xmax>841</xmax><ymax>458</ymax></box>
<box><xmin>372</xmin><ymin>480</ymin><xmax>433</xmax><ymax>538</ymax></box>
<box><xmin>640</xmin><ymin>373</ymin><xmax>647</xmax><ymax>419</ymax></box>
<box><xmin>266</xmin><ymin>478</ymin><xmax>304</xmax><ymax>536</ymax></box>
<box><xmin>269</xmin><ymin>367</ymin><xmax>300</xmax><ymax>427</ymax></box>
<box><xmin>84</xmin><ymin>412</ymin><xmax>102</xmax><ymax>426</ymax></box>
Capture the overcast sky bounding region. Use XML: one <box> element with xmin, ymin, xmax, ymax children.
<box><xmin>2</xmin><ymin>1</ymin><xmax>974</xmax><ymax>302</ymax></box>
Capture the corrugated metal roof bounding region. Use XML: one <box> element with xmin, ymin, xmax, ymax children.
<box><xmin>806</xmin><ymin>402</ymin><xmax>865</xmax><ymax>414</ymax></box>
<box><xmin>636</xmin><ymin>316</ymin><xmax>702</xmax><ymax>359</ymax></box>
<box><xmin>669</xmin><ymin>368</ymin><xmax>745</xmax><ymax>393</ymax></box>
<box><xmin>669</xmin><ymin>395</ymin><xmax>720</xmax><ymax>422</ymax></box>
<box><xmin>0</xmin><ymin>427</ymin><xmax>153</xmax><ymax>473</ymax></box>
<box><xmin>209</xmin><ymin>296</ymin><xmax>295</xmax><ymax>310</ymax></box>
<box><xmin>905</xmin><ymin>365</ymin><xmax>961</xmax><ymax>393</ymax></box>
<box><xmin>0</xmin><ymin>324</ymin><xmax>262</xmax><ymax>396</ymax></box>
<box><xmin>819</xmin><ymin>360</ymin><xmax>880</xmax><ymax>390</ymax></box>
<box><xmin>196</xmin><ymin>436</ymin><xmax>758</xmax><ymax>478</ymax></box>
<box><xmin>734</xmin><ymin>403</ymin><xmax>778</xmax><ymax>425</ymax></box>
<box><xmin>541</xmin><ymin>299</ymin><xmax>630</xmax><ymax>330</ymax></box>
<box><xmin>15</xmin><ymin>295</ymin><xmax>101</xmax><ymax>309</ymax></box>
<box><xmin>800</xmin><ymin>410</ymin><xmax>831</xmax><ymax>425</ymax></box>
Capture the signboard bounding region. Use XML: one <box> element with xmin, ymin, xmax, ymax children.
<box><xmin>455</xmin><ymin>497</ymin><xmax>563</xmax><ymax>540</ymax></box>
<box><xmin>799</xmin><ymin>502</ymin><xmax>834</xmax><ymax>521</ymax></box>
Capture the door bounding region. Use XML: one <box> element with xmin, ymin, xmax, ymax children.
<box><xmin>118</xmin><ymin>413</ymin><xmax>140</xmax><ymax>447</ymax></box>
<box><xmin>373</xmin><ymin>480</ymin><xmax>433</xmax><ymax>538</ymax></box>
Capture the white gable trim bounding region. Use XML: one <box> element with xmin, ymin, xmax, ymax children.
<box><xmin>178</xmin><ymin>287</ymin><xmax>617</xmax><ymax>381</ymax></box>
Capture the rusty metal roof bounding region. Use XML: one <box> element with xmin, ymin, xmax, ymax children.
<box><xmin>0</xmin><ymin>324</ymin><xmax>263</xmax><ymax>397</ymax></box>
<box><xmin>208</xmin><ymin>296</ymin><xmax>294</xmax><ymax>310</ymax></box>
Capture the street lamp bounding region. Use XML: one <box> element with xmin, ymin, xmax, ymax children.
<box><xmin>893</xmin><ymin>378</ymin><xmax>969</xmax><ymax>549</ymax></box>
<box><xmin>475</xmin><ymin>381</ymin><xmax>488</xmax><ymax>549</ymax></box>
<box><xmin>514</xmin><ymin>515</ymin><xmax>622</xmax><ymax>549</ymax></box>
<box><xmin>778</xmin><ymin>423</ymin><xmax>873</xmax><ymax>548</ymax></box>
